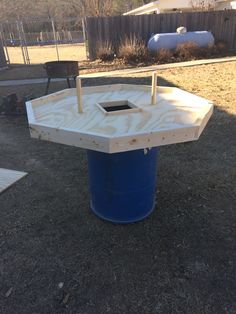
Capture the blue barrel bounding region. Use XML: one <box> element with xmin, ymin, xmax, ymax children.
<box><xmin>87</xmin><ymin>147</ymin><xmax>158</xmax><ymax>223</ymax></box>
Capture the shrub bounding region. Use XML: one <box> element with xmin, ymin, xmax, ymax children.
<box><xmin>155</xmin><ymin>48</ymin><xmax>174</xmax><ymax>64</ymax></box>
<box><xmin>176</xmin><ymin>41</ymin><xmax>200</xmax><ymax>61</ymax></box>
<box><xmin>96</xmin><ymin>41</ymin><xmax>115</xmax><ymax>61</ymax></box>
<box><xmin>197</xmin><ymin>45</ymin><xmax>215</xmax><ymax>58</ymax></box>
<box><xmin>215</xmin><ymin>40</ymin><xmax>228</xmax><ymax>53</ymax></box>
<box><xmin>117</xmin><ymin>36</ymin><xmax>148</xmax><ymax>63</ymax></box>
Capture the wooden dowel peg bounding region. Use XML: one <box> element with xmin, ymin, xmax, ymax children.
<box><xmin>151</xmin><ymin>72</ymin><xmax>157</xmax><ymax>105</ymax></box>
<box><xmin>76</xmin><ymin>76</ymin><xmax>83</xmax><ymax>113</ymax></box>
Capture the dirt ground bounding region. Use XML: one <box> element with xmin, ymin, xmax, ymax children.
<box><xmin>0</xmin><ymin>60</ymin><xmax>133</xmax><ymax>81</ymax></box>
<box><xmin>5</xmin><ymin>43</ymin><xmax>87</xmax><ymax>65</ymax></box>
<box><xmin>0</xmin><ymin>62</ymin><xmax>236</xmax><ymax>313</ymax></box>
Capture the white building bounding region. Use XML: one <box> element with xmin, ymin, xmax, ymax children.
<box><xmin>215</xmin><ymin>0</ymin><xmax>236</xmax><ymax>10</ymax></box>
<box><xmin>123</xmin><ymin>0</ymin><xmax>236</xmax><ymax>15</ymax></box>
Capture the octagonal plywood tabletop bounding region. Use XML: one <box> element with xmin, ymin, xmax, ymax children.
<box><xmin>26</xmin><ymin>84</ymin><xmax>213</xmax><ymax>153</ymax></box>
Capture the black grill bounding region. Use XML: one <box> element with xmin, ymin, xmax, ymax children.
<box><xmin>44</xmin><ymin>60</ymin><xmax>79</xmax><ymax>94</ymax></box>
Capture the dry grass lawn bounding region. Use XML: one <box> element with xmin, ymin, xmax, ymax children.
<box><xmin>137</xmin><ymin>61</ymin><xmax>236</xmax><ymax>116</ymax></box>
<box><xmin>5</xmin><ymin>43</ymin><xmax>87</xmax><ymax>64</ymax></box>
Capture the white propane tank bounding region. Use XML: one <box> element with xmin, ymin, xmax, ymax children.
<box><xmin>148</xmin><ymin>31</ymin><xmax>214</xmax><ymax>52</ymax></box>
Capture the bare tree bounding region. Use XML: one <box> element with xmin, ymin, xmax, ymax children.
<box><xmin>190</xmin><ymin>0</ymin><xmax>216</xmax><ymax>11</ymax></box>
<box><xmin>0</xmin><ymin>0</ymin><xmax>145</xmax><ymax>21</ymax></box>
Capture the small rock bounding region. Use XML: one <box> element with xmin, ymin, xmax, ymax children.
<box><xmin>58</xmin><ymin>282</ymin><xmax>64</xmax><ymax>289</ymax></box>
<box><xmin>5</xmin><ymin>287</ymin><xmax>13</xmax><ymax>297</ymax></box>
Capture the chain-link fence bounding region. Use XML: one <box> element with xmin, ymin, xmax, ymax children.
<box><xmin>0</xmin><ymin>17</ymin><xmax>88</xmax><ymax>65</ymax></box>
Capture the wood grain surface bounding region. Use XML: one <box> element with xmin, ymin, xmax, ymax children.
<box><xmin>27</xmin><ymin>84</ymin><xmax>213</xmax><ymax>153</ymax></box>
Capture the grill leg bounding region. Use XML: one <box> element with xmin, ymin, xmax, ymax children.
<box><xmin>67</xmin><ymin>78</ymin><xmax>71</xmax><ymax>88</ymax></box>
<box><xmin>45</xmin><ymin>78</ymin><xmax>51</xmax><ymax>95</ymax></box>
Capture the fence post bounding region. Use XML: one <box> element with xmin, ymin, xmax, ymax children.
<box><xmin>0</xmin><ymin>24</ymin><xmax>10</xmax><ymax>64</ymax></box>
<box><xmin>16</xmin><ymin>20</ymin><xmax>26</xmax><ymax>64</ymax></box>
<box><xmin>20</xmin><ymin>21</ymin><xmax>30</xmax><ymax>64</ymax></box>
<box><xmin>82</xmin><ymin>18</ymin><xmax>89</xmax><ymax>60</ymax></box>
<box><xmin>51</xmin><ymin>19</ymin><xmax>59</xmax><ymax>61</ymax></box>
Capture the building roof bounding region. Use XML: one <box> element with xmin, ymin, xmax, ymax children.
<box><xmin>123</xmin><ymin>1</ymin><xmax>160</xmax><ymax>16</ymax></box>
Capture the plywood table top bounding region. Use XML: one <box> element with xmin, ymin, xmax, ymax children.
<box><xmin>26</xmin><ymin>84</ymin><xmax>213</xmax><ymax>153</ymax></box>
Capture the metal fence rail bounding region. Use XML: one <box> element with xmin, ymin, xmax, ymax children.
<box><xmin>0</xmin><ymin>17</ymin><xmax>87</xmax><ymax>64</ymax></box>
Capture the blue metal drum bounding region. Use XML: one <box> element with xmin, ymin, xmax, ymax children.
<box><xmin>87</xmin><ymin>147</ymin><xmax>158</xmax><ymax>223</ymax></box>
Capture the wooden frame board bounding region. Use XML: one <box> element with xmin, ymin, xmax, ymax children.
<box><xmin>0</xmin><ymin>168</ymin><xmax>27</xmax><ymax>194</ymax></box>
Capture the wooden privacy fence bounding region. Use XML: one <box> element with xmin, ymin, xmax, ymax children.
<box><xmin>84</xmin><ymin>10</ymin><xmax>236</xmax><ymax>59</ymax></box>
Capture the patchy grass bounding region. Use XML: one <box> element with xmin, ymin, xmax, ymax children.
<box><xmin>0</xmin><ymin>60</ymin><xmax>133</xmax><ymax>81</ymax></box>
<box><xmin>0</xmin><ymin>61</ymin><xmax>235</xmax><ymax>313</ymax></box>
<box><xmin>0</xmin><ymin>64</ymin><xmax>47</xmax><ymax>81</ymax></box>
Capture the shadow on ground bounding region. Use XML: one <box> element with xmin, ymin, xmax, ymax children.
<box><xmin>0</xmin><ymin>76</ymin><xmax>235</xmax><ymax>314</ymax></box>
